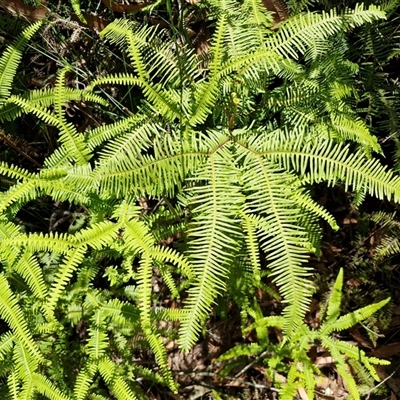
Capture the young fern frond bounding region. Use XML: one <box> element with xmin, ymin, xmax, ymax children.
<box><xmin>13</xmin><ymin>253</ymin><xmax>48</xmax><ymax>301</ymax></box>
<box><xmin>45</xmin><ymin>247</ymin><xmax>87</xmax><ymax>319</ymax></box>
<box><xmin>0</xmin><ymin>332</ymin><xmax>14</xmax><ymax>360</ymax></box>
<box><xmin>321</xmin><ymin>298</ymin><xmax>391</xmax><ymax>334</ymax></box>
<box><xmin>324</xmin><ymin>267</ymin><xmax>344</xmax><ymax>324</ymax></box>
<box><xmin>86</xmin><ymin>309</ymin><xmax>109</xmax><ymax>360</ymax></box>
<box><xmin>0</xmin><ymin>87</ymin><xmax>106</xmax><ymax>122</ymax></box>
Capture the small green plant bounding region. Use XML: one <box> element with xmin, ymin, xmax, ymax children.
<box><xmin>218</xmin><ymin>268</ymin><xmax>390</xmax><ymax>399</ymax></box>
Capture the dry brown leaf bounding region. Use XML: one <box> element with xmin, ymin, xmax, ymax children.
<box><xmin>297</xmin><ymin>387</ymin><xmax>309</xmax><ymax>400</ymax></box>
<box><xmin>0</xmin><ymin>0</ymin><xmax>47</xmax><ymax>21</ymax></box>
<box><xmin>315</xmin><ymin>356</ymin><xmax>334</xmax><ymax>367</ymax></box>
<box><xmin>349</xmin><ymin>326</ymin><xmax>372</xmax><ymax>349</ymax></box>
<box><xmin>261</xmin><ymin>0</ymin><xmax>289</xmax><ymax>26</ymax></box>
<box><xmin>342</xmin><ymin>218</ymin><xmax>358</xmax><ymax>225</ymax></box>
<box><xmin>101</xmin><ymin>0</ymin><xmax>150</xmax><ymax>13</ymax></box>
<box><xmin>71</xmin><ymin>13</ymin><xmax>109</xmax><ymax>31</ymax></box>
<box><xmin>371</xmin><ymin>342</ymin><xmax>400</xmax><ymax>358</ymax></box>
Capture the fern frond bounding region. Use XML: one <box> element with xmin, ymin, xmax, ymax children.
<box><xmin>263</xmin><ymin>132</ymin><xmax>400</xmax><ymax>201</ymax></box>
<box><xmin>7</xmin><ymin>370</ymin><xmax>20</xmax><ymax>400</ymax></box>
<box><xmin>45</xmin><ymin>247</ymin><xmax>87</xmax><ymax>317</ymax></box>
<box><xmin>179</xmin><ymin>147</ymin><xmax>244</xmax><ymax>350</ymax></box>
<box><xmin>0</xmin><ymin>332</ymin><xmax>14</xmax><ymax>361</ymax></box>
<box><xmin>72</xmin><ymin>220</ymin><xmax>120</xmax><ymax>249</ymax></box>
<box><xmin>13</xmin><ymin>341</ymin><xmax>39</xmax><ymax>398</ymax></box>
<box><xmin>96</xmin><ymin>133</ymin><xmax>204</xmax><ymax>197</ymax></box>
<box><xmin>217</xmin><ymin>343</ymin><xmax>263</xmax><ymax>362</ymax></box>
<box><xmin>87</xmin><ymin>309</ymin><xmax>109</xmax><ymax>360</ymax></box>
<box><xmin>266</xmin><ymin>5</ymin><xmax>385</xmax><ymax>60</ymax></box>
<box><xmin>74</xmin><ymin>361</ymin><xmax>97</xmax><ymax>400</ymax></box>
<box><xmin>0</xmin><ymin>162</ymin><xmax>33</xmax><ymax>181</ymax></box>
<box><xmin>7</xmin><ymin>95</ymin><xmax>91</xmax><ymax>165</ymax></box>
<box><xmin>13</xmin><ymin>253</ymin><xmax>48</xmax><ymax>300</ymax></box>
<box><xmin>245</xmin><ymin>315</ymin><xmax>286</xmax><ymax>332</ymax></box>
<box><xmin>290</xmin><ymin>190</ymin><xmax>339</xmax><ymax>230</ymax></box>
<box><xmin>86</xmin><ymin>114</ymin><xmax>147</xmax><ymax>150</ymax></box>
<box><xmin>0</xmin><ymin>21</ymin><xmax>42</xmax><ymax>107</ymax></box>
<box><xmin>321</xmin><ymin>298</ymin><xmax>390</xmax><ymax>334</ymax></box>
<box><xmin>240</xmin><ymin>213</ymin><xmax>262</xmax><ymax>285</ymax></box>
<box><xmin>324</xmin><ymin>268</ymin><xmax>343</xmax><ymax>324</ymax></box>
<box><xmin>32</xmin><ymin>373</ymin><xmax>72</xmax><ymax>400</ymax></box>
<box><xmin>0</xmin><ymin>275</ymin><xmax>43</xmax><ymax>361</ymax></box>
<box><xmin>98</xmin><ymin>357</ymin><xmax>139</xmax><ymax>400</ymax></box>
<box><xmin>239</xmin><ymin>147</ymin><xmax>313</xmax><ymax>335</ymax></box>
<box><xmin>0</xmin><ymin>87</ymin><xmax>107</xmax><ymax>123</ymax></box>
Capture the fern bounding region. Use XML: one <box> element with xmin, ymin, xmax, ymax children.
<box><xmin>222</xmin><ymin>268</ymin><xmax>390</xmax><ymax>399</ymax></box>
<box><xmin>0</xmin><ymin>21</ymin><xmax>42</xmax><ymax>108</ymax></box>
<box><xmin>0</xmin><ymin>1</ymin><xmax>397</xmax><ymax>398</ymax></box>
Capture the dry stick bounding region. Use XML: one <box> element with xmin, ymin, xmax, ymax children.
<box><xmin>365</xmin><ymin>366</ymin><xmax>400</xmax><ymax>400</ymax></box>
<box><xmin>0</xmin><ymin>130</ymin><xmax>42</xmax><ymax>168</ymax></box>
<box><xmin>234</xmin><ymin>349</ymin><xmax>270</xmax><ymax>379</ymax></box>
<box><xmin>171</xmin><ymin>370</ymin><xmax>280</xmax><ymax>392</ymax></box>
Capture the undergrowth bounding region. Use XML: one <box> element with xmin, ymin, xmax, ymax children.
<box><xmin>0</xmin><ymin>0</ymin><xmax>399</xmax><ymax>399</ymax></box>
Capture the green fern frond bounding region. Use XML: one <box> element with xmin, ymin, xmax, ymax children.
<box><xmin>32</xmin><ymin>373</ymin><xmax>72</xmax><ymax>400</ymax></box>
<box><xmin>73</xmin><ymin>361</ymin><xmax>97</xmax><ymax>400</ymax></box>
<box><xmin>0</xmin><ymin>162</ymin><xmax>33</xmax><ymax>181</ymax></box>
<box><xmin>245</xmin><ymin>315</ymin><xmax>286</xmax><ymax>333</ymax></box>
<box><xmin>7</xmin><ymin>370</ymin><xmax>20</xmax><ymax>400</ymax></box>
<box><xmin>291</xmin><ymin>190</ymin><xmax>339</xmax><ymax>230</ymax></box>
<box><xmin>13</xmin><ymin>253</ymin><xmax>48</xmax><ymax>300</ymax></box>
<box><xmin>217</xmin><ymin>343</ymin><xmax>263</xmax><ymax>362</ymax></box>
<box><xmin>240</xmin><ymin>151</ymin><xmax>313</xmax><ymax>334</ymax></box>
<box><xmin>321</xmin><ymin>298</ymin><xmax>390</xmax><ymax>334</ymax></box>
<box><xmin>0</xmin><ymin>332</ymin><xmax>14</xmax><ymax>362</ymax></box>
<box><xmin>240</xmin><ymin>213</ymin><xmax>262</xmax><ymax>285</ymax></box>
<box><xmin>263</xmin><ymin>131</ymin><xmax>400</xmax><ymax>201</ymax></box>
<box><xmin>98</xmin><ymin>357</ymin><xmax>139</xmax><ymax>400</ymax></box>
<box><xmin>179</xmin><ymin>148</ymin><xmax>244</xmax><ymax>350</ymax></box>
<box><xmin>87</xmin><ymin>309</ymin><xmax>109</xmax><ymax>360</ymax></box>
<box><xmin>2</xmin><ymin>231</ymin><xmax>71</xmax><ymax>255</ymax></box>
<box><xmin>324</xmin><ymin>268</ymin><xmax>344</xmax><ymax>324</ymax></box>
<box><xmin>70</xmin><ymin>0</ymin><xmax>86</xmax><ymax>24</ymax></box>
<box><xmin>0</xmin><ymin>21</ymin><xmax>42</xmax><ymax>108</ymax></box>
<box><xmin>266</xmin><ymin>5</ymin><xmax>385</xmax><ymax>60</ymax></box>
<box><xmin>87</xmin><ymin>73</ymin><xmax>142</xmax><ymax>91</ymax></box>
<box><xmin>320</xmin><ymin>335</ymin><xmax>380</xmax><ymax>400</ymax></box>
<box><xmin>86</xmin><ymin>114</ymin><xmax>147</xmax><ymax>150</ymax></box>
<box><xmin>0</xmin><ymin>275</ymin><xmax>43</xmax><ymax>361</ymax></box>
<box><xmin>8</xmin><ymin>95</ymin><xmax>91</xmax><ymax>165</ymax></box>
<box><xmin>0</xmin><ymin>87</ymin><xmax>107</xmax><ymax>122</ymax></box>
<box><xmin>96</xmin><ymin>134</ymin><xmax>203</xmax><ymax>198</ymax></box>
<box><xmin>101</xmin><ymin>299</ymin><xmax>140</xmax><ymax>329</ymax></box>
<box><xmin>45</xmin><ymin>247</ymin><xmax>87</xmax><ymax>318</ymax></box>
